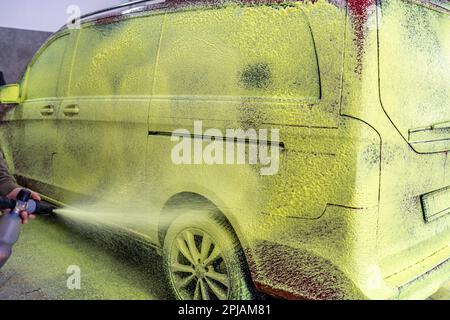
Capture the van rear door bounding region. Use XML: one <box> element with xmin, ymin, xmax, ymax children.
<box><xmin>378</xmin><ymin>0</ymin><xmax>450</xmax><ymax>281</ymax></box>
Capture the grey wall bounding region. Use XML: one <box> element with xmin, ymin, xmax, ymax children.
<box><xmin>0</xmin><ymin>0</ymin><xmax>130</xmax><ymax>32</ymax></box>
<box><xmin>0</xmin><ymin>27</ymin><xmax>51</xmax><ymax>84</ymax></box>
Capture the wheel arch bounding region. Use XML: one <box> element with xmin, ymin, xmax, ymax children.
<box><xmin>157</xmin><ymin>192</ymin><xmax>250</xmax><ymax>252</ymax></box>
<box><xmin>157</xmin><ymin>191</ymin><xmax>257</xmax><ymax>287</ymax></box>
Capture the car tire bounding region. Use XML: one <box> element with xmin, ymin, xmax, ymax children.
<box><xmin>163</xmin><ymin>210</ymin><xmax>254</xmax><ymax>300</ymax></box>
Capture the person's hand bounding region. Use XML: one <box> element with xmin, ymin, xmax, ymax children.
<box><xmin>6</xmin><ymin>187</ymin><xmax>41</xmax><ymax>224</ymax></box>
<box><xmin>0</xmin><ymin>103</ymin><xmax>17</xmax><ymax>120</ymax></box>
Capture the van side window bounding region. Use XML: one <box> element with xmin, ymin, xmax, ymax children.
<box><xmin>26</xmin><ymin>34</ymin><xmax>69</xmax><ymax>100</ymax></box>
<box><xmin>155</xmin><ymin>5</ymin><xmax>320</xmax><ymax>99</ymax></box>
<box><xmin>379</xmin><ymin>0</ymin><xmax>450</xmax><ymax>138</ymax></box>
<box><xmin>69</xmin><ymin>15</ymin><xmax>163</xmax><ymax>97</ymax></box>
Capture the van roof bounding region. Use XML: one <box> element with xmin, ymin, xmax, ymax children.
<box><xmin>61</xmin><ymin>0</ymin><xmax>319</xmax><ymax>31</ymax></box>
<box><xmin>61</xmin><ymin>0</ymin><xmax>449</xmax><ymax>32</ymax></box>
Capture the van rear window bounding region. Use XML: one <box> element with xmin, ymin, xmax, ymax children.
<box><xmin>154</xmin><ymin>5</ymin><xmax>320</xmax><ymax>100</ymax></box>
<box><xmin>379</xmin><ymin>0</ymin><xmax>450</xmax><ymax>149</ymax></box>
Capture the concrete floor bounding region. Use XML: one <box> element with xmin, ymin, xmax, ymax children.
<box><xmin>0</xmin><ymin>215</ymin><xmax>170</xmax><ymax>300</ymax></box>
<box><xmin>0</xmin><ymin>215</ymin><xmax>448</xmax><ymax>300</ymax></box>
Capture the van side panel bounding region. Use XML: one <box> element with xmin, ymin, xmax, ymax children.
<box><xmin>146</xmin><ymin>1</ymin><xmax>384</xmax><ymax>299</ymax></box>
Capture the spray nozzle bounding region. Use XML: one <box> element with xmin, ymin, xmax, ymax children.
<box><xmin>25</xmin><ymin>200</ymin><xmax>55</xmax><ymax>215</ymax></box>
<box><xmin>0</xmin><ymin>189</ymin><xmax>55</xmax><ymax>215</ymax></box>
<box><xmin>13</xmin><ymin>189</ymin><xmax>32</xmax><ymax>214</ymax></box>
<box><xmin>16</xmin><ymin>189</ymin><xmax>31</xmax><ymax>202</ymax></box>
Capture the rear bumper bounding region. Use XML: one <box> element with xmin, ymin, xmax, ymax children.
<box><xmin>248</xmin><ymin>240</ymin><xmax>367</xmax><ymax>300</ymax></box>
<box><xmin>383</xmin><ymin>245</ymin><xmax>450</xmax><ymax>300</ymax></box>
<box><xmin>250</xmin><ymin>241</ymin><xmax>450</xmax><ymax>300</ymax></box>
<box><xmin>245</xmin><ymin>205</ymin><xmax>449</xmax><ymax>300</ymax></box>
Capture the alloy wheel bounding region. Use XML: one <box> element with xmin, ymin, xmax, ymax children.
<box><xmin>169</xmin><ymin>228</ymin><xmax>231</xmax><ymax>300</ymax></box>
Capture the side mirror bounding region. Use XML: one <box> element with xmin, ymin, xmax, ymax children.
<box><xmin>0</xmin><ymin>84</ymin><xmax>20</xmax><ymax>104</ymax></box>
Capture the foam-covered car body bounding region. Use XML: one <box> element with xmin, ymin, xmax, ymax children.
<box><xmin>0</xmin><ymin>0</ymin><xmax>449</xmax><ymax>299</ymax></box>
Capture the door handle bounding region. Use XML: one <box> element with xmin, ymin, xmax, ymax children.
<box><xmin>63</xmin><ymin>104</ymin><xmax>79</xmax><ymax>117</ymax></box>
<box><xmin>40</xmin><ymin>105</ymin><xmax>54</xmax><ymax>116</ymax></box>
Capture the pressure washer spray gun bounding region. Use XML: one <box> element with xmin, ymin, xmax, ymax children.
<box><xmin>0</xmin><ymin>189</ymin><xmax>54</xmax><ymax>268</ymax></box>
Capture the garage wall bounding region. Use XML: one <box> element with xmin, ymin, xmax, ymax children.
<box><xmin>0</xmin><ymin>28</ymin><xmax>51</xmax><ymax>83</ymax></box>
<box><xmin>0</xmin><ymin>28</ymin><xmax>51</xmax><ymax>84</ymax></box>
